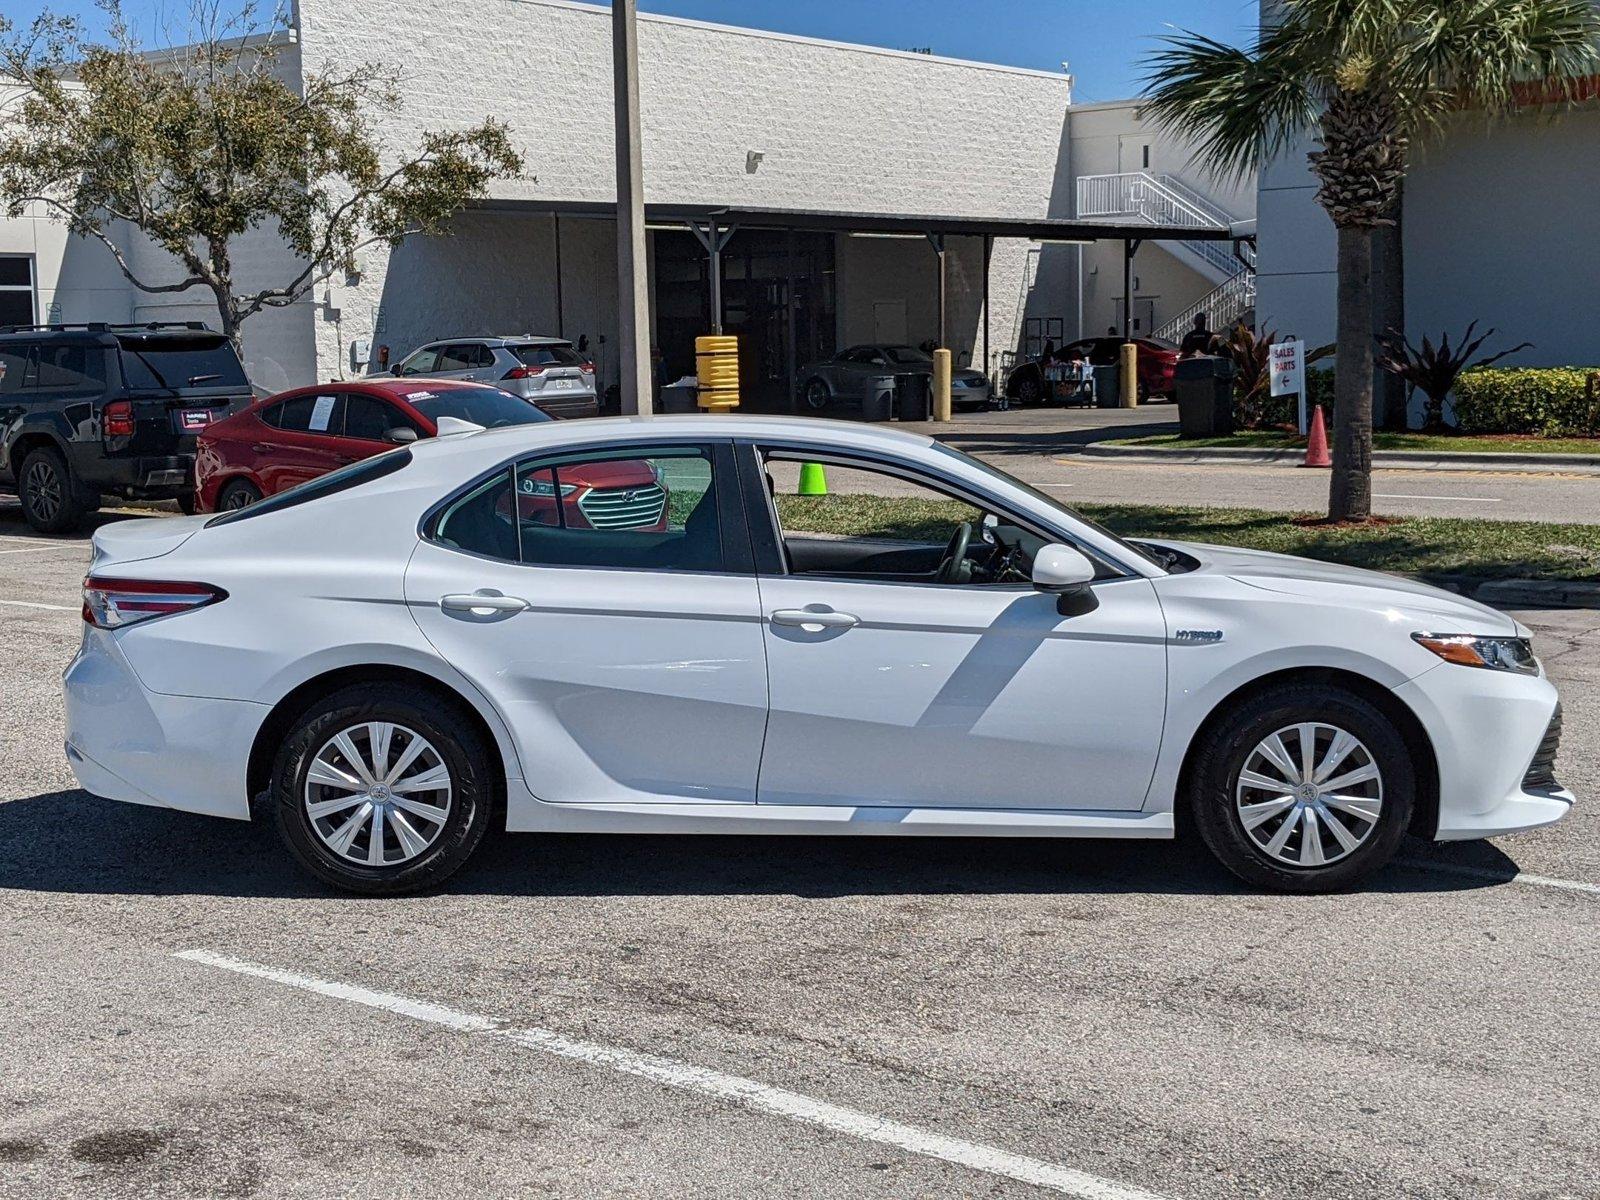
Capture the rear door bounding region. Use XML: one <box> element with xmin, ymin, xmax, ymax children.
<box><xmin>430</xmin><ymin>343</ymin><xmax>488</xmax><ymax>383</ymax></box>
<box><xmin>255</xmin><ymin>392</ymin><xmax>348</xmax><ymax>494</ymax></box>
<box><xmin>404</xmin><ymin>439</ymin><xmax>769</xmax><ymax>810</ymax></box>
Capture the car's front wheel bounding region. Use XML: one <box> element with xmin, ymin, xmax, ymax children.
<box><xmin>1188</xmin><ymin>682</ymin><xmax>1414</xmax><ymax>892</ymax></box>
<box><xmin>802</xmin><ymin>378</ymin><xmax>831</xmax><ymax>412</ymax></box>
<box><xmin>272</xmin><ymin>684</ymin><xmax>495</xmax><ymax>894</ymax></box>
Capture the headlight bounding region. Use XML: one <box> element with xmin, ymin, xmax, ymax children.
<box><xmin>520</xmin><ymin>477</ymin><xmax>577</xmax><ymax>498</ymax></box>
<box><xmin>1412</xmin><ymin>633</ymin><xmax>1539</xmax><ymax>675</ymax></box>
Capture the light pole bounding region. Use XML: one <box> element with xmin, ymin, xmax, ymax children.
<box><xmin>612</xmin><ymin>0</ymin><xmax>652</xmax><ymax>414</ymax></box>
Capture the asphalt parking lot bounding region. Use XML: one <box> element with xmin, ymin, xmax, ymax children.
<box><xmin>2</xmin><ymin>501</ymin><xmax>1597</xmax><ymax>1200</ymax></box>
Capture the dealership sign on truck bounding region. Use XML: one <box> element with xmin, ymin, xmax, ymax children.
<box><xmin>1269</xmin><ymin>339</ymin><xmax>1307</xmax><ymax>431</ymax></box>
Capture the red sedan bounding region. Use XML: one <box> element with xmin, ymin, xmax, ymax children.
<box><xmin>195</xmin><ymin>380</ymin><xmax>666</xmax><ymax>531</ymax></box>
<box><xmin>1005</xmin><ymin>336</ymin><xmax>1180</xmax><ymax>404</ymax></box>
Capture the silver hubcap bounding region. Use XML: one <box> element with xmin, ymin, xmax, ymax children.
<box><xmin>24</xmin><ymin>461</ymin><xmax>62</xmax><ymax>521</ymax></box>
<box><xmin>1235</xmin><ymin>722</ymin><xmax>1383</xmax><ymax>868</ymax></box>
<box><xmin>304</xmin><ymin>722</ymin><xmax>452</xmax><ymax>867</ymax></box>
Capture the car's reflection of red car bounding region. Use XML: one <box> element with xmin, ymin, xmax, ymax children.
<box><xmin>195</xmin><ymin>379</ymin><xmax>667</xmax><ymax>531</ymax></box>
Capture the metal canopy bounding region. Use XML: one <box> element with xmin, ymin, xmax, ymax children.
<box><xmin>469</xmin><ymin>198</ymin><xmax>1244</xmax><ymax>245</ymax></box>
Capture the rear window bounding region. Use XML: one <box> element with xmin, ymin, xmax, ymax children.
<box><xmin>512</xmin><ymin>343</ymin><xmax>584</xmax><ymax>367</ymax></box>
<box><xmin>206</xmin><ymin>449</ymin><xmax>413</xmax><ymax>526</ymax></box>
<box><xmin>402</xmin><ymin>386</ymin><xmax>553</xmax><ymax>429</ymax></box>
<box><xmin>118</xmin><ymin>334</ymin><xmax>248</xmax><ymax>391</ymax></box>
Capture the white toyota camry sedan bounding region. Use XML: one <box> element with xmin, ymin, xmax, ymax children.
<box><xmin>63</xmin><ymin>416</ymin><xmax>1571</xmax><ymax>894</ymax></box>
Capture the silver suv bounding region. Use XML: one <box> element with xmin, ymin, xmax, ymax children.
<box><xmin>383</xmin><ymin>336</ymin><xmax>597</xmax><ymax>418</ymax></box>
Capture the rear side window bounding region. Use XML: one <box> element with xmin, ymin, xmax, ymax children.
<box><xmin>512</xmin><ymin>343</ymin><xmax>583</xmax><ymax>367</ymax></box>
<box><xmin>275</xmin><ymin>393</ymin><xmax>343</xmax><ymax>434</ymax></box>
<box><xmin>436</xmin><ymin>344</ymin><xmax>492</xmax><ymax>371</ymax></box>
<box><xmin>36</xmin><ymin>345</ymin><xmax>107</xmax><ymax>391</ymax></box>
<box><xmin>207</xmin><ymin>449</ymin><xmax>413</xmax><ymax>526</ymax></box>
<box><xmin>117</xmin><ymin>335</ymin><xmax>248</xmax><ymax>391</ymax></box>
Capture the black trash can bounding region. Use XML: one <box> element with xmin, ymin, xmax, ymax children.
<box><xmin>1174</xmin><ymin>356</ymin><xmax>1236</xmax><ymax>437</ymax></box>
<box><xmin>1092</xmin><ymin>364</ymin><xmax>1121</xmax><ymax>409</ymax></box>
<box><xmin>894</xmin><ymin>373</ymin><xmax>931</xmax><ymax>422</ymax></box>
<box><xmin>659</xmin><ymin>381</ymin><xmax>699</xmax><ymax>414</ymax></box>
<box><xmin>861</xmin><ymin>375</ymin><xmax>895</xmax><ymax>422</ymax></box>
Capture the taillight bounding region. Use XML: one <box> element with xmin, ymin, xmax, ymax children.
<box><xmin>82</xmin><ymin>576</ymin><xmax>228</xmax><ymax>629</ymax></box>
<box><xmin>504</xmin><ymin>365</ymin><xmax>546</xmax><ymax>380</ymax></box>
<box><xmin>579</xmin><ymin>361</ymin><xmax>595</xmax><ymax>375</ymax></box>
<box><xmin>103</xmin><ymin>400</ymin><xmax>135</xmax><ymax>437</ymax></box>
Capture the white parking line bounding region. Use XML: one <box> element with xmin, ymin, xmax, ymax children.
<box><xmin>0</xmin><ymin>598</ymin><xmax>77</xmax><ymax>611</ymax></box>
<box><xmin>1396</xmin><ymin>857</ymin><xmax>1600</xmax><ymax>895</ymax></box>
<box><xmin>1373</xmin><ymin>494</ymin><xmax>1501</xmax><ymax>503</ymax></box>
<box><xmin>175</xmin><ymin>949</ymin><xmax>1173</xmax><ymax>1200</ymax></box>
<box><xmin>0</xmin><ymin>544</ymin><xmax>82</xmax><ymax>555</ymax></box>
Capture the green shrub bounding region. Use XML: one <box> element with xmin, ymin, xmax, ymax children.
<box><xmin>1452</xmin><ymin>367</ymin><xmax>1600</xmax><ymax>437</ymax></box>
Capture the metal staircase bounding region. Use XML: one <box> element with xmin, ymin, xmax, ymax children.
<box><xmin>1075</xmin><ymin>172</ymin><xmax>1256</xmax><ymax>338</ymax></box>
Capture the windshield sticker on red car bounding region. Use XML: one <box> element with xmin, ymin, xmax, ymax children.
<box><xmin>406</xmin><ymin>390</ymin><xmax>437</xmax><ymax>401</ymax></box>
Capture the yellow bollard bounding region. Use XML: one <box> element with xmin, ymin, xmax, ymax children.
<box><xmin>932</xmin><ymin>348</ymin><xmax>952</xmax><ymax>422</ymax></box>
<box><xmin>1119</xmin><ymin>341</ymin><xmax>1139</xmax><ymax>408</ymax></box>
<box><xmin>695</xmin><ymin>334</ymin><xmax>740</xmax><ymax>411</ymax></box>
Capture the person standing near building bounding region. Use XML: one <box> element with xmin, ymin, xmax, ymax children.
<box><xmin>1180</xmin><ymin>313</ymin><xmax>1215</xmax><ymax>357</ymax></box>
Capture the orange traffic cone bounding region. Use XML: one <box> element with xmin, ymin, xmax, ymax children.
<box><xmin>1303</xmin><ymin>404</ymin><xmax>1332</xmax><ymax>468</ymax></box>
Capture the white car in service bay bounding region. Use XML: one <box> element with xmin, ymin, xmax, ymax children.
<box><xmin>64</xmin><ymin>416</ymin><xmax>1571</xmax><ymax>894</ymax></box>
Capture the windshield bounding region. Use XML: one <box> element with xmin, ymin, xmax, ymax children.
<box><xmin>930</xmin><ymin>442</ymin><xmax>1168</xmax><ymax>572</ymax></box>
<box><xmin>117</xmin><ymin>335</ymin><xmax>248</xmax><ymax>391</ymax></box>
<box><xmin>401</xmin><ymin>386</ymin><xmax>554</xmax><ymax>428</ymax></box>
<box><xmin>884</xmin><ymin>346</ymin><xmax>933</xmax><ymax>365</ymax></box>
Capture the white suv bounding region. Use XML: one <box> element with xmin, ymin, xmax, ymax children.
<box><xmin>383</xmin><ymin>336</ymin><xmax>597</xmax><ymax>418</ymax></box>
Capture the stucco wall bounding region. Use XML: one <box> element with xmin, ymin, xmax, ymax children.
<box><xmin>1256</xmin><ymin>101</ymin><xmax>1600</xmax><ymax>368</ymax></box>
<box><xmin>296</xmin><ymin>0</ymin><xmax>1076</xmax><ymax>382</ymax></box>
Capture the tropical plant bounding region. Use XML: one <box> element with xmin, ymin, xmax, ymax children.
<box><xmin>0</xmin><ymin>1</ymin><xmax>522</xmax><ymax>352</ymax></box>
<box><xmin>1142</xmin><ymin>0</ymin><xmax>1600</xmax><ymax>521</ymax></box>
<box><xmin>1376</xmin><ymin>322</ymin><xmax>1532</xmax><ymax>430</ymax></box>
<box><xmin>1223</xmin><ymin>324</ymin><xmax>1333</xmax><ymax>430</ymax></box>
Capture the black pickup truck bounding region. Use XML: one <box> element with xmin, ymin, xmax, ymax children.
<box><xmin>0</xmin><ymin>322</ymin><xmax>254</xmax><ymax>532</ymax></box>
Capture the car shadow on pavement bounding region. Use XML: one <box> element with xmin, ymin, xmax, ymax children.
<box><xmin>0</xmin><ymin>503</ymin><xmax>170</xmax><ymax>541</ymax></box>
<box><xmin>0</xmin><ymin>789</ymin><xmax>1530</xmax><ymax>901</ymax></box>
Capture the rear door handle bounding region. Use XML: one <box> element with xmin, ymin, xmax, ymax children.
<box><xmin>441</xmin><ymin>592</ymin><xmax>530</xmax><ymax>613</ymax></box>
<box><xmin>771</xmin><ymin>608</ymin><xmax>859</xmax><ymax>630</ymax></box>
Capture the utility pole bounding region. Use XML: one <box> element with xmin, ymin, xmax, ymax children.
<box><xmin>613</xmin><ymin>0</ymin><xmax>652</xmax><ymax>414</ymax></box>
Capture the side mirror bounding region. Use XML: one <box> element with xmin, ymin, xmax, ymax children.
<box><xmin>1031</xmin><ymin>543</ymin><xmax>1096</xmax><ymax>592</ymax></box>
<box><xmin>385</xmin><ymin>426</ymin><xmax>419</xmax><ymax>444</ymax></box>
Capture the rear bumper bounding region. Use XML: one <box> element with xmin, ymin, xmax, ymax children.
<box><xmin>83</xmin><ymin>452</ymin><xmax>195</xmax><ymax>498</ymax></box>
<box><xmin>63</xmin><ymin>626</ymin><xmax>263</xmax><ymax>820</ymax></box>
<box><xmin>532</xmin><ymin>391</ymin><xmax>599</xmax><ymax>418</ymax></box>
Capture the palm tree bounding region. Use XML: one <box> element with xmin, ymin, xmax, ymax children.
<box><xmin>1142</xmin><ymin>1</ymin><xmax>1600</xmax><ymax>521</ymax></box>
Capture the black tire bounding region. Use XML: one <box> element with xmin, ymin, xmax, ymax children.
<box><xmin>176</xmin><ymin>491</ymin><xmax>198</xmax><ymax>515</ymax></box>
<box><xmin>17</xmin><ymin>446</ymin><xmax>88</xmax><ymax>534</ymax></box>
<box><xmin>217</xmin><ymin>478</ymin><xmax>263</xmax><ymax>511</ymax></box>
<box><xmin>1014</xmin><ymin>376</ymin><xmax>1042</xmax><ymax>407</ymax></box>
<box><xmin>271</xmin><ymin>684</ymin><xmax>496</xmax><ymax>895</ymax></box>
<box><xmin>1137</xmin><ymin>380</ymin><xmax>1151</xmax><ymax>403</ymax></box>
<box><xmin>802</xmin><ymin>378</ymin><xmax>831</xmax><ymax>412</ymax></box>
<box><xmin>1187</xmin><ymin>683</ymin><xmax>1414</xmax><ymax>893</ymax></box>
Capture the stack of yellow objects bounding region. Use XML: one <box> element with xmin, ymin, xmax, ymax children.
<box><xmin>695</xmin><ymin>335</ymin><xmax>740</xmax><ymax>411</ymax></box>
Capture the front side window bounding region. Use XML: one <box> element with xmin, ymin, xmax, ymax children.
<box><xmin>0</xmin><ymin>343</ymin><xmax>35</xmax><ymax>395</ymax></box>
<box><xmin>343</xmin><ymin>394</ymin><xmax>419</xmax><ymax>441</ymax></box>
<box><xmin>397</xmin><ymin>348</ymin><xmax>440</xmax><ymax>377</ymax></box>
<box><xmin>433</xmin><ymin>445</ymin><xmax>725</xmax><ymax>573</ymax></box>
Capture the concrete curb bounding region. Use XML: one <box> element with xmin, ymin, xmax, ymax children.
<box><xmin>1413</xmin><ymin>574</ymin><xmax>1600</xmax><ymax>610</ymax></box>
<box><xmin>1076</xmin><ymin>442</ymin><xmax>1600</xmax><ymax>475</ymax></box>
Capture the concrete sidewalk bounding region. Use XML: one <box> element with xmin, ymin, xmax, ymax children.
<box><xmin>1079</xmin><ymin>440</ymin><xmax>1600</xmax><ymax>475</ymax></box>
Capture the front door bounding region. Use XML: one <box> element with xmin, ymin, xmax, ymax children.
<box><xmin>749</xmin><ymin>450</ymin><xmax>1167</xmax><ymax>811</ymax></box>
<box><xmin>405</xmin><ymin>439</ymin><xmax>769</xmax><ymax>809</ymax></box>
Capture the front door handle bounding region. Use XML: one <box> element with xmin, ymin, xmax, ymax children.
<box><xmin>771</xmin><ymin>608</ymin><xmax>859</xmax><ymax>630</ymax></box>
<box><xmin>441</xmin><ymin>592</ymin><xmax>529</xmax><ymax>613</ymax></box>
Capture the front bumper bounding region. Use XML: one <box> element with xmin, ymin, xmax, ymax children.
<box><xmin>63</xmin><ymin>626</ymin><xmax>265</xmax><ymax>820</ymax></box>
<box><xmin>1393</xmin><ymin>665</ymin><xmax>1574</xmax><ymax>840</ymax></box>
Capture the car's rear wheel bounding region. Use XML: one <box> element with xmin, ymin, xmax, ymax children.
<box><xmin>1014</xmin><ymin>376</ymin><xmax>1042</xmax><ymax>406</ymax></box>
<box><xmin>217</xmin><ymin>478</ymin><xmax>263</xmax><ymax>511</ymax></box>
<box><xmin>272</xmin><ymin>685</ymin><xmax>495</xmax><ymax>894</ymax></box>
<box><xmin>1188</xmin><ymin>682</ymin><xmax>1414</xmax><ymax>892</ymax></box>
<box><xmin>18</xmin><ymin>446</ymin><xmax>88</xmax><ymax>534</ymax></box>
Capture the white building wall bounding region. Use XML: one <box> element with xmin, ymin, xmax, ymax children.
<box><xmin>296</xmin><ymin>0</ymin><xmax>1075</xmax><ymax>382</ymax></box>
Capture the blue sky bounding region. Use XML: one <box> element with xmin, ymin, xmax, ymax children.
<box><xmin>6</xmin><ymin>0</ymin><xmax>1256</xmax><ymax>102</ymax></box>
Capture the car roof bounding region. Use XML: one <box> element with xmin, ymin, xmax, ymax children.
<box><xmin>255</xmin><ymin>378</ymin><xmax>501</xmax><ymax>404</ymax></box>
<box><xmin>418</xmin><ymin>335</ymin><xmax>571</xmax><ymax>348</ymax></box>
<box><xmin>405</xmin><ymin>413</ymin><xmax>936</xmax><ymax>466</ymax></box>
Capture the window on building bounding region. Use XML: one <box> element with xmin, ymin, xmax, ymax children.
<box><xmin>0</xmin><ymin>257</ymin><xmax>34</xmax><ymax>329</ymax></box>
